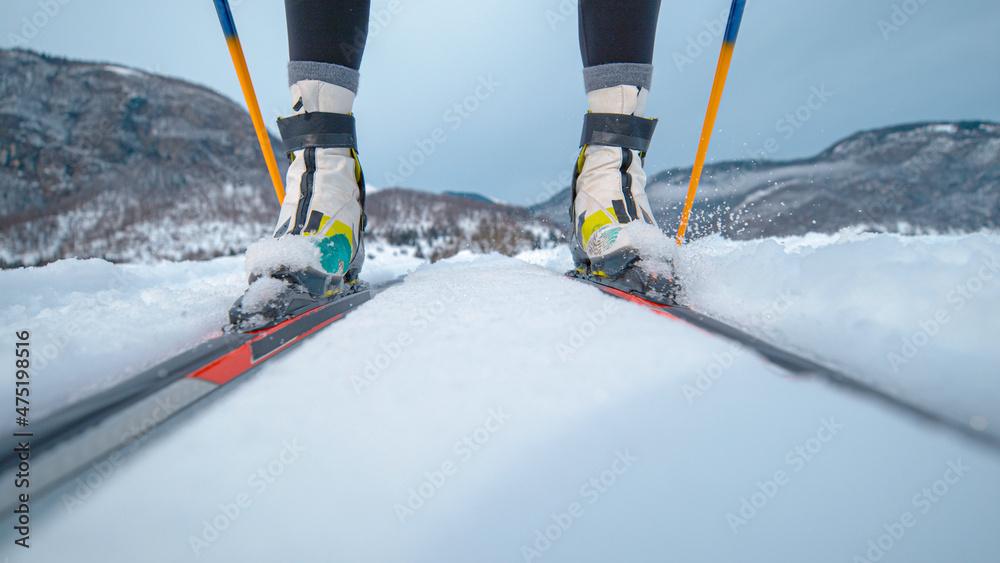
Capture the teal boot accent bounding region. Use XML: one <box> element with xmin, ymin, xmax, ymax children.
<box><xmin>317</xmin><ymin>233</ymin><xmax>353</xmax><ymax>276</ymax></box>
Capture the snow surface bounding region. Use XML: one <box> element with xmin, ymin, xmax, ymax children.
<box><xmin>673</xmin><ymin>229</ymin><xmax>1000</xmax><ymax>435</ymax></box>
<box><xmin>1</xmin><ymin>234</ymin><xmax>998</xmax><ymax>562</ymax></box>
<box><xmin>102</xmin><ymin>64</ymin><xmax>144</xmax><ymax>78</ymax></box>
<box><xmin>244</xmin><ymin>236</ymin><xmax>323</xmax><ymax>278</ymax></box>
<box><xmin>0</xmin><ymin>257</ymin><xmax>246</xmax><ymax>425</ymax></box>
<box><xmin>620</xmin><ymin>222</ymin><xmax>677</xmax><ymax>279</ymax></box>
<box><xmin>237</xmin><ymin>277</ymin><xmax>290</xmax><ymax>314</ymax></box>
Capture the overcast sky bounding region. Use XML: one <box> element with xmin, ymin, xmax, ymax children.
<box><xmin>5</xmin><ymin>0</ymin><xmax>999</xmax><ymax>204</ymax></box>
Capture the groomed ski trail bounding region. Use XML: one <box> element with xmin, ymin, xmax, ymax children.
<box><xmin>6</xmin><ymin>247</ymin><xmax>1000</xmax><ymax>562</ymax></box>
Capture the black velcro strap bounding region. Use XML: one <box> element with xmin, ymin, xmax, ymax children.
<box><xmin>580</xmin><ymin>113</ymin><xmax>657</xmax><ymax>151</ymax></box>
<box><xmin>277</xmin><ymin>112</ymin><xmax>358</xmax><ymax>155</ymax></box>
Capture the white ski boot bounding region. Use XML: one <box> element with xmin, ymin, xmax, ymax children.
<box><xmin>230</xmin><ymin>79</ymin><xmax>367</xmax><ymax>328</ymax></box>
<box><xmin>570</xmin><ymin>84</ymin><xmax>659</xmax><ymax>277</ymax></box>
<box><xmin>272</xmin><ymin>78</ymin><xmax>366</xmax><ymax>280</ymax></box>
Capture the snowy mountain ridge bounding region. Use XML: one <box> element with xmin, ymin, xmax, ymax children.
<box><xmin>0</xmin><ymin>49</ymin><xmax>564</xmax><ymax>268</ymax></box>
<box><xmin>0</xmin><ymin>48</ymin><xmax>284</xmax><ymax>267</ymax></box>
<box><xmin>364</xmin><ymin>188</ymin><xmax>564</xmax><ymax>261</ymax></box>
<box><xmin>535</xmin><ymin>121</ymin><xmax>1000</xmax><ymax>239</ymax></box>
<box><xmin>3</xmin><ymin>48</ymin><xmax>997</xmax><ymax>271</ymax></box>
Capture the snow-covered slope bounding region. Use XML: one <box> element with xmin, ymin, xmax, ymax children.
<box><xmin>1</xmin><ymin>233</ymin><xmax>998</xmax><ymax>562</ymax></box>
<box><xmin>364</xmin><ymin>188</ymin><xmax>566</xmax><ymax>261</ymax></box>
<box><xmin>674</xmin><ymin>229</ymin><xmax>1000</xmax><ymax>435</ymax></box>
<box><xmin>0</xmin><ymin>49</ymin><xmax>284</xmax><ymax>267</ymax></box>
<box><xmin>0</xmin><ymin>243</ymin><xmax>423</xmax><ymax>431</ymax></box>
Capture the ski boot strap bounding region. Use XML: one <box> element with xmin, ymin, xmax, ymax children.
<box><xmin>277</xmin><ymin>112</ymin><xmax>358</xmax><ymax>156</ymax></box>
<box><xmin>580</xmin><ymin>113</ymin><xmax>657</xmax><ymax>152</ymax></box>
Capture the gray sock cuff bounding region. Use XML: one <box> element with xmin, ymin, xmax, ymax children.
<box><xmin>288</xmin><ymin>61</ymin><xmax>360</xmax><ymax>93</ymax></box>
<box><xmin>583</xmin><ymin>63</ymin><xmax>653</xmax><ymax>92</ymax></box>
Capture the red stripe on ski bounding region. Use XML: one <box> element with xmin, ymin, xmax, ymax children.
<box><xmin>186</xmin><ymin>307</ymin><xmax>346</xmax><ymax>385</ymax></box>
<box><xmin>591</xmin><ymin>283</ymin><xmax>678</xmax><ymax>318</ymax></box>
<box><xmin>187</xmin><ymin>341</ymin><xmax>254</xmax><ymax>385</ymax></box>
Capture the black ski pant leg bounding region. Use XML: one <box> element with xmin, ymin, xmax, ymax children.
<box><xmin>285</xmin><ymin>0</ymin><xmax>371</xmax><ymax>70</ymax></box>
<box><xmin>578</xmin><ymin>0</ymin><xmax>661</xmax><ymax>67</ymax></box>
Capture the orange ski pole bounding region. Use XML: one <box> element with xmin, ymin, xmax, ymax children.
<box><xmin>676</xmin><ymin>0</ymin><xmax>746</xmax><ymax>245</ymax></box>
<box><xmin>213</xmin><ymin>0</ymin><xmax>285</xmax><ymax>204</ymax></box>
